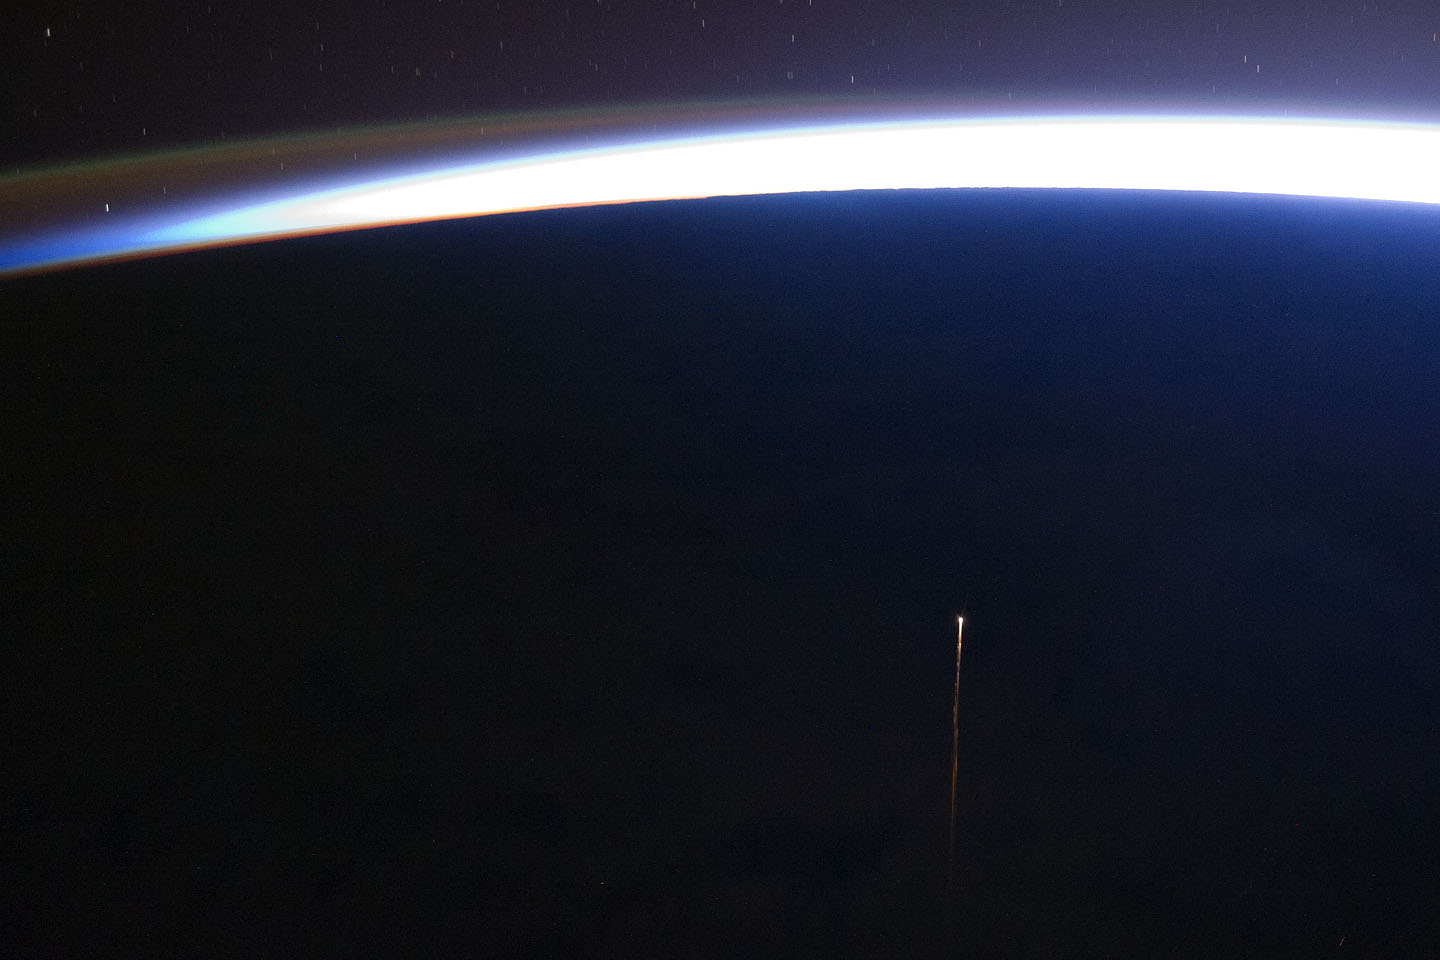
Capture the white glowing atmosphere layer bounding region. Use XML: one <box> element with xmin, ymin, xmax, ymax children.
<box><xmin>7</xmin><ymin>115</ymin><xmax>1440</xmax><ymax>274</ymax></box>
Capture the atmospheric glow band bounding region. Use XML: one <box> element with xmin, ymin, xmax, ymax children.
<box><xmin>5</xmin><ymin>115</ymin><xmax>1440</xmax><ymax>276</ymax></box>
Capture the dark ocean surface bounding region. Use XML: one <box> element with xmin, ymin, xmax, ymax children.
<box><xmin>5</xmin><ymin>189</ymin><xmax>1439</xmax><ymax>956</ymax></box>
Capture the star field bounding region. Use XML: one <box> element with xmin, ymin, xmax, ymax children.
<box><xmin>9</xmin><ymin>0</ymin><xmax>1440</xmax><ymax>168</ymax></box>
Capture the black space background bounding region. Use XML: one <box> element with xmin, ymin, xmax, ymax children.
<box><xmin>10</xmin><ymin>0</ymin><xmax>1440</xmax><ymax>169</ymax></box>
<box><xmin>4</xmin><ymin>191</ymin><xmax>1440</xmax><ymax>956</ymax></box>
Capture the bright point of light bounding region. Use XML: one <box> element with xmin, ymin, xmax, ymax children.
<box><xmin>5</xmin><ymin>114</ymin><xmax>1440</xmax><ymax>275</ymax></box>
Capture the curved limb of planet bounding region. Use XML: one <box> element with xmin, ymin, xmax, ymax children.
<box><xmin>4</xmin><ymin>113</ymin><xmax>1440</xmax><ymax>277</ymax></box>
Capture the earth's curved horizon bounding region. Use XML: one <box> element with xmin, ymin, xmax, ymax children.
<box><xmin>6</xmin><ymin>103</ymin><xmax>1440</xmax><ymax>278</ymax></box>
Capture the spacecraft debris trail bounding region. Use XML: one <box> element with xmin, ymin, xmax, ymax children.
<box><xmin>949</xmin><ymin>614</ymin><xmax>964</xmax><ymax>892</ymax></box>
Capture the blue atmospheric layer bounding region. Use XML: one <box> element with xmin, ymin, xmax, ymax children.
<box><xmin>4</xmin><ymin>114</ymin><xmax>1440</xmax><ymax>277</ymax></box>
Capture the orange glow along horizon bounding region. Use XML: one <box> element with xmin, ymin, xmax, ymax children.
<box><xmin>9</xmin><ymin>112</ymin><xmax>1440</xmax><ymax>277</ymax></box>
